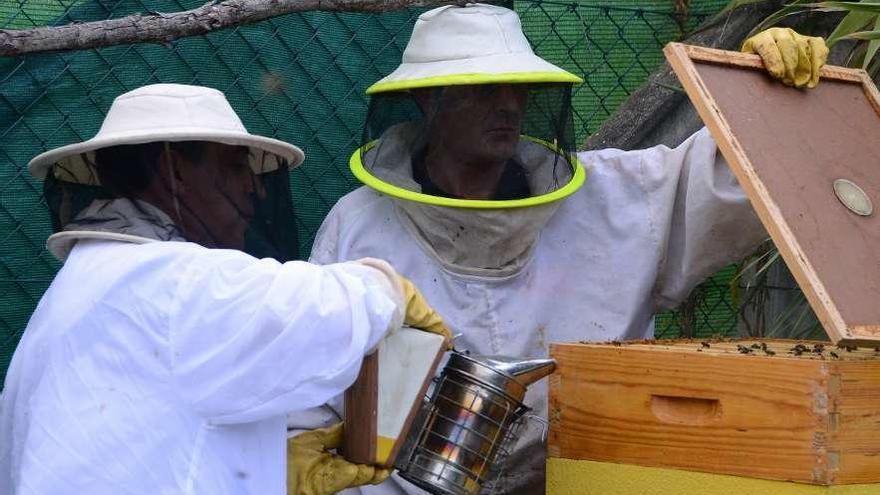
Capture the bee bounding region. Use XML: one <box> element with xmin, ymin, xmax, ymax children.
<box><xmin>701</xmin><ymin>341</ymin><xmax>711</xmax><ymax>348</ymax></box>
<box><xmin>830</xmin><ymin>351</ymin><xmax>840</xmax><ymax>359</ymax></box>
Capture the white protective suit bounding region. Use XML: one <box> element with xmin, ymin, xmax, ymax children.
<box><xmin>0</xmin><ymin>199</ymin><xmax>406</xmax><ymax>495</ymax></box>
<box><xmin>306</xmin><ymin>128</ymin><xmax>767</xmax><ymax>494</ymax></box>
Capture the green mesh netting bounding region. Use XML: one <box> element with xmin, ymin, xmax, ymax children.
<box><xmin>0</xmin><ymin>0</ymin><xmax>732</xmax><ymax>385</ymax></box>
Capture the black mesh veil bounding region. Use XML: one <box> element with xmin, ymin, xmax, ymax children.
<box><xmin>43</xmin><ymin>141</ymin><xmax>299</xmax><ymax>261</ymax></box>
<box><xmin>358</xmin><ymin>83</ymin><xmax>577</xmax><ymax>203</ymax></box>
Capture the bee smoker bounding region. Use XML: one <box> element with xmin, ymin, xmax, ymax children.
<box><xmin>393</xmin><ymin>351</ymin><xmax>556</xmax><ymax>495</ymax></box>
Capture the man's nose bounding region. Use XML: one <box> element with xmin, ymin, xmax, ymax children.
<box><xmin>493</xmin><ymin>85</ymin><xmax>526</xmax><ymax>113</ymax></box>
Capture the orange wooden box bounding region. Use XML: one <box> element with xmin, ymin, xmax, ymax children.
<box><xmin>549</xmin><ymin>340</ymin><xmax>880</xmax><ymax>485</ymax></box>
<box><xmin>548</xmin><ymin>44</ymin><xmax>880</xmax><ymax>486</ymax></box>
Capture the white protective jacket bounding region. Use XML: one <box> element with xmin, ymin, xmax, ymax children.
<box><xmin>307</xmin><ymin>128</ymin><xmax>767</xmax><ymax>494</ymax></box>
<box><xmin>0</xmin><ymin>200</ymin><xmax>405</xmax><ymax>495</ymax></box>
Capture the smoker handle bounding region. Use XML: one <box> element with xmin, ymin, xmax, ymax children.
<box><xmin>523</xmin><ymin>413</ymin><xmax>549</xmax><ymax>442</ymax></box>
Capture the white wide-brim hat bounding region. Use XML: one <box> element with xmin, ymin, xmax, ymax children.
<box><xmin>29</xmin><ymin>83</ymin><xmax>305</xmax><ymax>185</ymax></box>
<box><xmin>367</xmin><ymin>3</ymin><xmax>583</xmax><ymax>94</ymax></box>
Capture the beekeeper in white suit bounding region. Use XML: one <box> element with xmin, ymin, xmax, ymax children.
<box><xmin>303</xmin><ymin>4</ymin><xmax>829</xmax><ymax>494</ymax></box>
<box><xmin>0</xmin><ymin>83</ymin><xmax>450</xmax><ymax>495</ymax></box>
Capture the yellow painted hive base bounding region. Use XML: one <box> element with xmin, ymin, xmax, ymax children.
<box><xmin>546</xmin><ymin>458</ymin><xmax>880</xmax><ymax>495</ymax></box>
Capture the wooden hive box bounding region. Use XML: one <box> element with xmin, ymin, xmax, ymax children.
<box><xmin>549</xmin><ymin>339</ymin><xmax>880</xmax><ymax>485</ymax></box>
<box><xmin>548</xmin><ymin>43</ymin><xmax>880</xmax><ymax>489</ymax></box>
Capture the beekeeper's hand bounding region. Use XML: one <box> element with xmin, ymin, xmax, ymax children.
<box><xmin>399</xmin><ymin>275</ymin><xmax>453</xmax><ymax>346</ymax></box>
<box><xmin>742</xmin><ymin>27</ymin><xmax>828</xmax><ymax>88</ymax></box>
<box><xmin>288</xmin><ymin>423</ymin><xmax>390</xmax><ymax>495</ymax></box>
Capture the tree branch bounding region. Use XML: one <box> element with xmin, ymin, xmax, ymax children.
<box><xmin>0</xmin><ymin>0</ymin><xmax>468</xmax><ymax>57</ymax></box>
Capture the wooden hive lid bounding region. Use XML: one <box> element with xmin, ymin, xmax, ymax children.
<box><xmin>665</xmin><ymin>43</ymin><xmax>880</xmax><ymax>345</ymax></box>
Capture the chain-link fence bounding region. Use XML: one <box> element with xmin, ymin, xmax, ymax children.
<box><xmin>0</xmin><ymin>0</ymin><xmax>735</xmax><ymax>383</ymax></box>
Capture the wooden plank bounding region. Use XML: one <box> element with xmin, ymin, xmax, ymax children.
<box><xmin>597</xmin><ymin>339</ymin><xmax>880</xmax><ymax>361</ymax></box>
<box><xmin>548</xmin><ymin>342</ymin><xmax>831</xmax><ymax>483</ymax></box>
<box><xmin>828</xmin><ymin>360</ymin><xmax>880</xmax><ymax>484</ymax></box>
<box><xmin>664</xmin><ymin>42</ymin><xmax>880</xmax><ymax>346</ymax></box>
<box><xmin>681</xmin><ymin>45</ymin><xmax>867</xmax><ymax>82</ymax></box>
<box><xmin>859</xmin><ymin>69</ymin><xmax>880</xmax><ymax>133</ymax></box>
<box><xmin>342</xmin><ymin>351</ymin><xmax>378</xmax><ymax>464</ymax></box>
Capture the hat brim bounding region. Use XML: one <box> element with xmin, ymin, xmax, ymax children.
<box><xmin>366</xmin><ymin>52</ymin><xmax>583</xmax><ymax>94</ymax></box>
<box><xmin>28</xmin><ymin>127</ymin><xmax>305</xmax><ymax>184</ymax></box>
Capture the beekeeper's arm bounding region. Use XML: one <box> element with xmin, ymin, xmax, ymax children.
<box><xmin>294</xmin><ymin>206</ymin><xmax>357</xmax><ymax>439</ymax></box>
<box><xmin>629</xmin><ymin>128</ymin><xmax>767</xmax><ymax>310</ymax></box>
<box><xmin>168</xmin><ymin>250</ymin><xmax>444</xmax><ymax>425</ymax></box>
<box><xmin>289</xmin><ymin>202</ymin><xmax>452</xmax><ymax>420</ymax></box>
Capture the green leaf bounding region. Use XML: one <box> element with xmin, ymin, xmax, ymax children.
<box><xmin>747</xmin><ymin>0</ymin><xmax>814</xmax><ymax>38</ymax></box>
<box><xmin>865</xmin><ymin>16</ymin><xmax>880</xmax><ymax>68</ymax></box>
<box><xmin>867</xmin><ymin>46</ymin><xmax>880</xmax><ymax>78</ymax></box>
<box><xmin>843</xmin><ymin>28</ymin><xmax>880</xmax><ymax>38</ymax></box>
<box><xmin>651</xmin><ymin>81</ymin><xmax>686</xmax><ymax>93</ymax></box>
<box><xmin>845</xmin><ymin>39</ymin><xmax>868</xmax><ymax>66</ymax></box>
<box><xmin>826</xmin><ymin>9</ymin><xmax>876</xmax><ymax>46</ymax></box>
<box><xmin>730</xmin><ymin>240</ymin><xmax>776</xmax><ymax>285</ymax></box>
<box><xmin>803</xmin><ymin>1</ymin><xmax>880</xmax><ymax>14</ymax></box>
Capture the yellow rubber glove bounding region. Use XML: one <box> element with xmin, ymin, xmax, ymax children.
<box><xmin>741</xmin><ymin>27</ymin><xmax>829</xmax><ymax>88</ymax></box>
<box><xmin>399</xmin><ymin>275</ymin><xmax>453</xmax><ymax>346</ymax></box>
<box><xmin>287</xmin><ymin>423</ymin><xmax>391</xmax><ymax>495</ymax></box>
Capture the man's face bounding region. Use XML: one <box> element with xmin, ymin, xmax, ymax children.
<box><xmin>174</xmin><ymin>143</ymin><xmax>257</xmax><ymax>250</ymax></box>
<box><xmin>422</xmin><ymin>84</ymin><xmax>528</xmax><ymax>163</ymax></box>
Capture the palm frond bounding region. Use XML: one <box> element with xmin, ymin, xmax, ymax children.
<box><xmin>843</xmin><ymin>27</ymin><xmax>880</xmax><ymax>39</ymax></box>
<box><xmin>862</xmin><ymin>16</ymin><xmax>880</xmax><ymax>66</ymax></box>
<box><xmin>747</xmin><ymin>0</ymin><xmax>815</xmax><ymax>37</ymax></box>
<box><xmin>826</xmin><ymin>8</ymin><xmax>876</xmax><ymax>45</ymax></box>
<box><xmin>803</xmin><ymin>1</ymin><xmax>880</xmax><ymax>14</ymax></box>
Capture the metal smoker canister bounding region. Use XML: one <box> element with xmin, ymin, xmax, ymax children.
<box><xmin>394</xmin><ymin>352</ymin><xmax>556</xmax><ymax>495</ymax></box>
